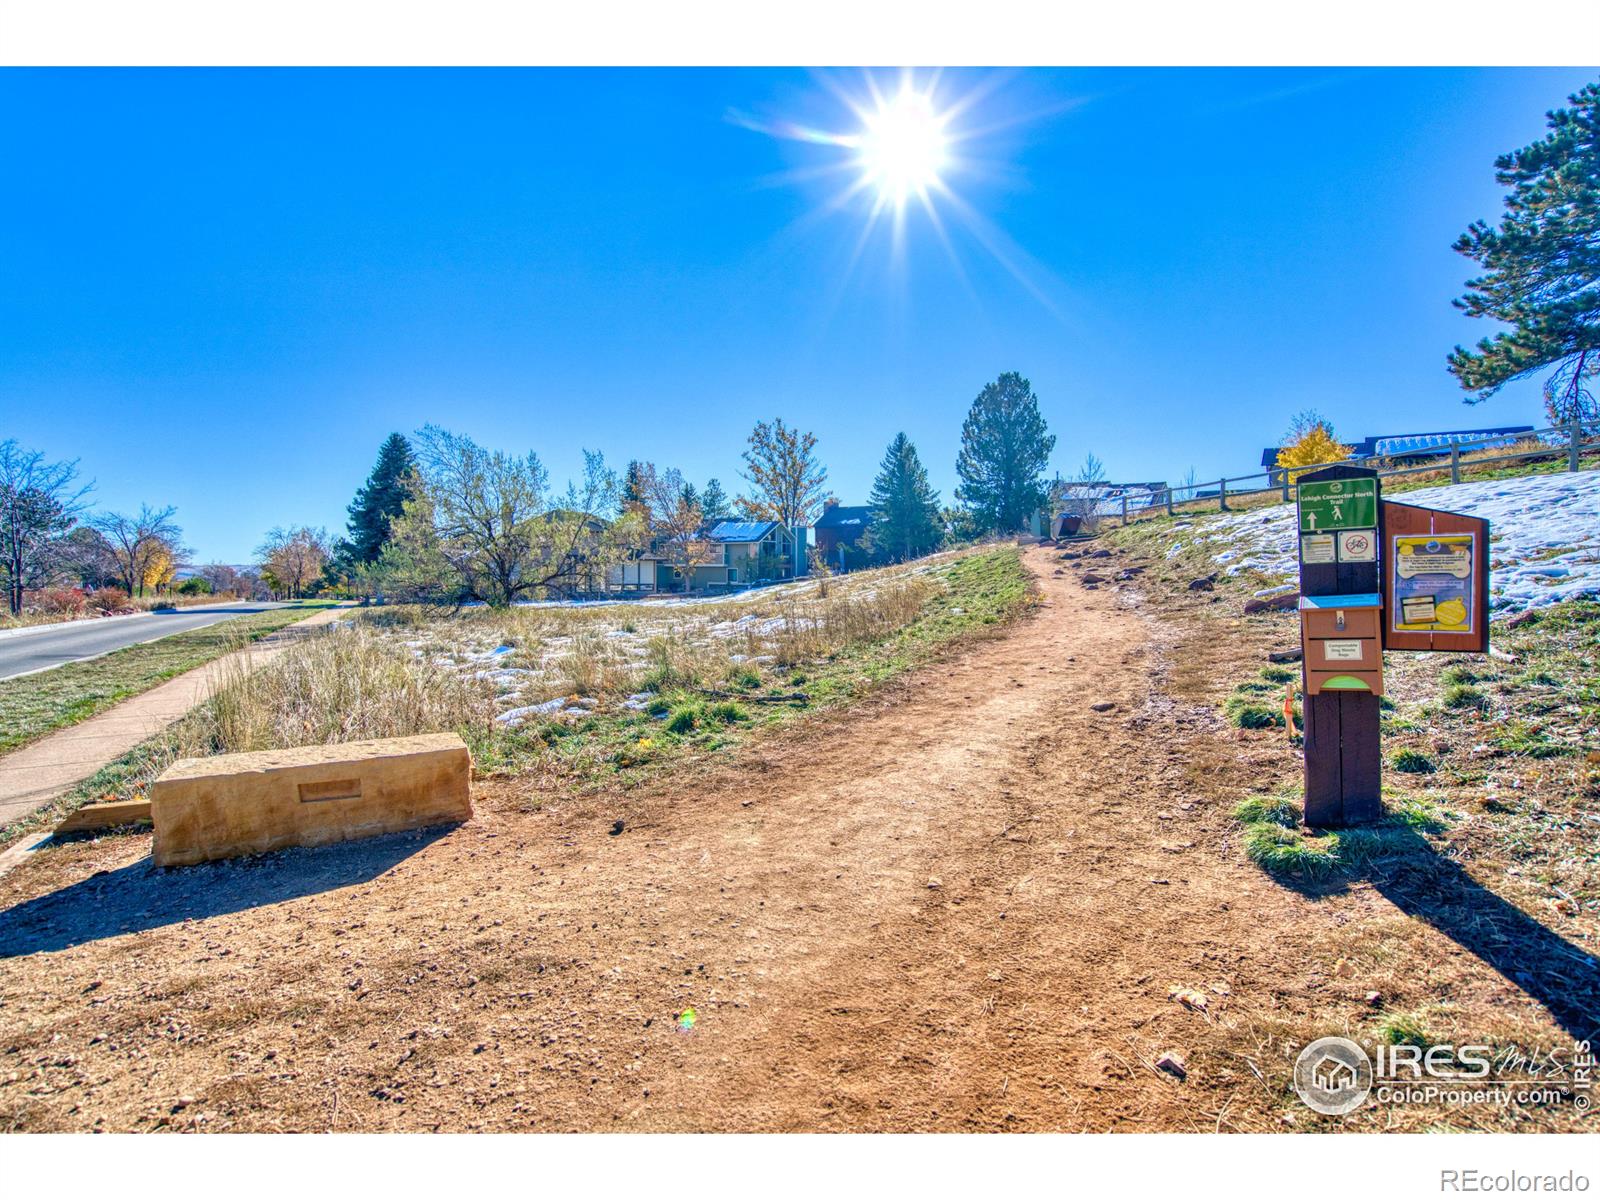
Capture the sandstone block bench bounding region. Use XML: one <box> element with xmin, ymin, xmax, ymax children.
<box><xmin>150</xmin><ymin>732</ymin><xmax>472</xmax><ymax>867</ymax></box>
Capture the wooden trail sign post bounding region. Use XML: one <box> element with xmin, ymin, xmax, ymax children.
<box><xmin>1293</xmin><ymin>466</ymin><xmax>1490</xmax><ymax>827</ymax></box>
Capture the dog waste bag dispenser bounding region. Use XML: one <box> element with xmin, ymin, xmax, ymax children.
<box><xmin>1299</xmin><ymin>593</ymin><xmax>1383</xmax><ymax>696</ymax></box>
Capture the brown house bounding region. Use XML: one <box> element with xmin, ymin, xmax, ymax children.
<box><xmin>813</xmin><ymin>501</ymin><xmax>873</xmax><ymax>567</ymax></box>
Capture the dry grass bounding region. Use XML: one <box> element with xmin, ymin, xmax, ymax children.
<box><xmin>352</xmin><ymin>559</ymin><xmax>949</xmax><ymax>718</ymax></box>
<box><xmin>21</xmin><ymin>550</ymin><xmax>1022</xmax><ymax>830</ymax></box>
<box><xmin>197</xmin><ymin>627</ymin><xmax>498</xmax><ymax>753</ymax></box>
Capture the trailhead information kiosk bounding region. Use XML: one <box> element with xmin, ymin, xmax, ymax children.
<box><xmin>1294</xmin><ymin>466</ymin><xmax>1490</xmax><ymax>828</ymax></box>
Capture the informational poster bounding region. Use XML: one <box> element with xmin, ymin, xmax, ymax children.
<box><xmin>1337</xmin><ymin>529</ymin><xmax>1376</xmax><ymax>562</ymax></box>
<box><xmin>1300</xmin><ymin>533</ymin><xmax>1335</xmax><ymax>564</ymax></box>
<box><xmin>1391</xmin><ymin>534</ymin><xmax>1476</xmax><ymax>634</ymax></box>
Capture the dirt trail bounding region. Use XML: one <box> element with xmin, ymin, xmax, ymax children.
<box><xmin>0</xmin><ymin>550</ymin><xmax>1328</xmax><ymax>1131</ymax></box>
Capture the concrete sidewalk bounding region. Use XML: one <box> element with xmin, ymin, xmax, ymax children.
<box><xmin>0</xmin><ymin>605</ymin><xmax>352</xmax><ymax>828</ymax></box>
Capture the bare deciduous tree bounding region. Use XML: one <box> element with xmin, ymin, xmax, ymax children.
<box><xmin>636</xmin><ymin>463</ymin><xmax>717</xmax><ymax>591</ymax></box>
<box><xmin>256</xmin><ymin>526</ymin><xmax>332</xmax><ymax>599</ymax></box>
<box><xmin>0</xmin><ymin>439</ymin><xmax>91</xmax><ymax>615</ymax></box>
<box><xmin>737</xmin><ymin>418</ymin><xmax>829</xmax><ymax>529</ymax></box>
<box><xmin>380</xmin><ymin>426</ymin><xmax>645</xmax><ymax>605</ymax></box>
<box><xmin>1055</xmin><ymin>453</ymin><xmax>1108</xmax><ymax>534</ymax></box>
<box><xmin>92</xmin><ymin>504</ymin><xmax>187</xmax><ymax>598</ymax></box>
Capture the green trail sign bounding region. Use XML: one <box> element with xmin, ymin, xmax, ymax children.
<box><xmin>1298</xmin><ymin>477</ymin><xmax>1377</xmax><ymax>533</ymax></box>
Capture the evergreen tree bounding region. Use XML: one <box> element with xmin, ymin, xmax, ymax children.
<box><xmin>1449</xmin><ymin>81</ymin><xmax>1600</xmax><ymax>424</ymax></box>
<box><xmin>868</xmin><ymin>433</ymin><xmax>943</xmax><ymax>561</ymax></box>
<box><xmin>701</xmin><ymin>478</ymin><xmax>730</xmax><ymax>523</ymax></box>
<box><xmin>622</xmin><ymin>460</ymin><xmax>649</xmax><ymax>512</ymax></box>
<box><xmin>679</xmin><ymin>481</ymin><xmax>700</xmax><ymax>514</ymax></box>
<box><xmin>340</xmin><ymin>433</ymin><xmax>417</xmax><ymax>567</ymax></box>
<box><xmin>955</xmin><ymin>372</ymin><xmax>1056</xmax><ymax>534</ymax></box>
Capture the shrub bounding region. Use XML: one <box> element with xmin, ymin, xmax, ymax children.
<box><xmin>1392</xmin><ymin>748</ymin><xmax>1437</xmax><ymax>774</ymax></box>
<box><xmin>88</xmin><ymin>586</ymin><xmax>130</xmax><ymax>613</ymax></box>
<box><xmin>35</xmin><ymin>587</ymin><xmax>87</xmax><ymax>615</ymax></box>
<box><xmin>178</xmin><ymin>577</ymin><xmax>212</xmax><ymax>596</ymax></box>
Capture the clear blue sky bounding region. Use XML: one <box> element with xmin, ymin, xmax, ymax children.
<box><xmin>2</xmin><ymin>67</ymin><xmax>1593</xmax><ymax>563</ymax></box>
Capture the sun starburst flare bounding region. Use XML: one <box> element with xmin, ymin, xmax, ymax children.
<box><xmin>731</xmin><ymin>71</ymin><xmax>1065</xmax><ymax>316</ymax></box>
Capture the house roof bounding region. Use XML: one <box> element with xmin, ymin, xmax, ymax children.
<box><xmin>1260</xmin><ymin>425</ymin><xmax>1535</xmax><ymax>469</ymax></box>
<box><xmin>706</xmin><ymin>520</ymin><xmax>781</xmax><ymax>543</ymax></box>
<box><xmin>814</xmin><ymin>505</ymin><xmax>872</xmax><ymax>530</ymax></box>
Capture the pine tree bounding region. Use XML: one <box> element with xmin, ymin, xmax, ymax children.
<box><xmin>955</xmin><ymin>372</ymin><xmax>1055</xmax><ymax>534</ymax></box>
<box><xmin>679</xmin><ymin>481</ymin><xmax>699</xmax><ymax>514</ymax></box>
<box><xmin>1448</xmin><ymin>81</ymin><xmax>1600</xmax><ymax>423</ymax></box>
<box><xmin>868</xmin><ymin>433</ymin><xmax>943</xmax><ymax>562</ymax></box>
<box><xmin>622</xmin><ymin>460</ymin><xmax>648</xmax><ymax>512</ymax></box>
<box><xmin>701</xmin><ymin>478</ymin><xmax>730</xmax><ymax>523</ymax></box>
<box><xmin>340</xmin><ymin>433</ymin><xmax>417</xmax><ymax>567</ymax></box>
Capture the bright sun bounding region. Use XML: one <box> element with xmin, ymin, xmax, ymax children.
<box><xmin>857</xmin><ymin>89</ymin><xmax>948</xmax><ymax>207</ymax></box>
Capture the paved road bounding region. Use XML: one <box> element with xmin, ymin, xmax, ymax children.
<box><xmin>0</xmin><ymin>602</ymin><xmax>296</xmax><ymax>681</ymax></box>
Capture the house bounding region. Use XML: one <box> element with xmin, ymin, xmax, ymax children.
<box><xmin>813</xmin><ymin>502</ymin><xmax>873</xmax><ymax>567</ymax></box>
<box><xmin>1260</xmin><ymin>425</ymin><xmax>1536</xmax><ymax>484</ymax></box>
<box><xmin>604</xmin><ymin>520</ymin><xmax>808</xmax><ymax>594</ymax></box>
<box><xmin>607</xmin><ymin>549</ymin><xmax>669</xmax><ymax>594</ymax></box>
<box><xmin>698</xmin><ymin>520</ymin><xmax>806</xmax><ymax>589</ymax></box>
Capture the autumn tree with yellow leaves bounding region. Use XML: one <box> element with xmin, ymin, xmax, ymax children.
<box><xmin>1275</xmin><ymin>411</ymin><xmax>1352</xmax><ymax>482</ymax></box>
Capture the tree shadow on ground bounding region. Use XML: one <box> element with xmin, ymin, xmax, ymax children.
<box><xmin>1264</xmin><ymin>824</ymin><xmax>1599</xmax><ymax>1045</ymax></box>
<box><xmin>0</xmin><ymin>824</ymin><xmax>456</xmax><ymax>958</ymax></box>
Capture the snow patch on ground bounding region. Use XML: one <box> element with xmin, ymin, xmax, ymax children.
<box><xmin>1170</xmin><ymin>470</ymin><xmax>1600</xmax><ymax>614</ymax></box>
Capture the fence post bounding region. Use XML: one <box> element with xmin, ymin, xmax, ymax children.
<box><xmin>1571</xmin><ymin>419</ymin><xmax>1582</xmax><ymax>472</ymax></box>
<box><xmin>1165</xmin><ymin>487</ymin><xmax>1174</xmax><ymax>517</ymax></box>
<box><xmin>1450</xmin><ymin>441</ymin><xmax>1461</xmax><ymax>485</ymax></box>
<box><xmin>1218</xmin><ymin>477</ymin><xmax>1229</xmax><ymax>512</ymax></box>
<box><xmin>1280</xmin><ymin>470</ymin><xmax>1290</xmax><ymax>503</ymax></box>
<box><xmin>1121</xmin><ymin>495</ymin><xmax>1129</xmax><ymax>526</ymax></box>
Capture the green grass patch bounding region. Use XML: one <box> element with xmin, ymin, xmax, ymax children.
<box><xmin>0</xmin><ymin>603</ymin><xmax>339</xmax><ymax>756</ymax></box>
<box><xmin>1391</xmin><ymin>748</ymin><xmax>1437</xmax><ymax>774</ymax></box>
<box><xmin>1223</xmin><ymin>677</ymin><xmax>1298</xmax><ymax>730</ymax></box>
<box><xmin>1233</xmin><ymin>791</ymin><xmax>1456</xmax><ymax>882</ymax></box>
<box><xmin>725</xmin><ymin>666</ymin><xmax>762</xmax><ymax>690</ymax></box>
<box><xmin>1441</xmin><ymin>683</ymin><xmax>1490</xmax><ymax>712</ymax></box>
<box><xmin>1375</xmin><ymin>1009</ymin><xmax>1436</xmax><ymax>1048</ymax></box>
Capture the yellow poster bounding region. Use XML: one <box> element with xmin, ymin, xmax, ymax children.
<box><xmin>1391</xmin><ymin>534</ymin><xmax>1475</xmax><ymax>633</ymax></box>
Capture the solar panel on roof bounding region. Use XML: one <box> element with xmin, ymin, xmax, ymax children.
<box><xmin>708</xmin><ymin>521</ymin><xmax>775</xmax><ymax>541</ymax></box>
